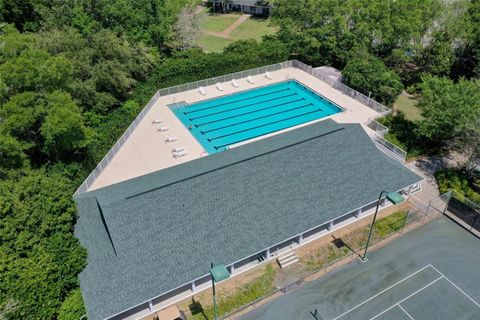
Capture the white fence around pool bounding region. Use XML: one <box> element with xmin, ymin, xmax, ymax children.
<box><xmin>74</xmin><ymin>60</ymin><xmax>393</xmax><ymax>195</ymax></box>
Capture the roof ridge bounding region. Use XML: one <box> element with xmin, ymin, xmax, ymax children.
<box><xmin>126</xmin><ymin>126</ymin><xmax>346</xmax><ymax>200</ymax></box>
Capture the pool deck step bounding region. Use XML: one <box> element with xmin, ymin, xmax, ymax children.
<box><xmin>277</xmin><ymin>248</ymin><xmax>299</xmax><ymax>269</ymax></box>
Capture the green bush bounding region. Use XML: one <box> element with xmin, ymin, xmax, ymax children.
<box><xmin>342</xmin><ymin>51</ymin><xmax>403</xmax><ymax>106</ymax></box>
<box><xmin>88</xmin><ymin>39</ymin><xmax>289</xmax><ymax>163</ymax></box>
<box><xmin>378</xmin><ymin>113</ymin><xmax>433</xmax><ymax>159</ymax></box>
<box><xmin>58</xmin><ymin>288</ymin><xmax>86</xmax><ymax>320</ymax></box>
<box><xmin>435</xmin><ymin>169</ymin><xmax>480</xmax><ymax>204</ymax></box>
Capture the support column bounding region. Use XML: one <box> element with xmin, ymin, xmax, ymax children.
<box><xmin>191</xmin><ymin>281</ymin><xmax>196</xmax><ymax>292</ymax></box>
<box><xmin>148</xmin><ymin>300</ymin><xmax>153</xmax><ymax>311</ymax></box>
<box><xmin>381</xmin><ymin>197</ymin><xmax>387</xmax><ymax>207</ymax></box>
<box><xmin>229</xmin><ymin>264</ymin><xmax>235</xmax><ymax>275</ymax></box>
<box><xmin>355</xmin><ymin>208</ymin><xmax>362</xmax><ymax>218</ymax></box>
<box><xmin>266</xmin><ymin>248</ymin><xmax>270</xmax><ymax>259</ymax></box>
<box><xmin>298</xmin><ymin>234</ymin><xmax>303</xmax><ymax>244</ymax></box>
<box><xmin>328</xmin><ymin>221</ymin><xmax>333</xmax><ymax>230</ymax></box>
<box><xmin>407</xmin><ymin>185</ymin><xmax>413</xmax><ymax>197</ymax></box>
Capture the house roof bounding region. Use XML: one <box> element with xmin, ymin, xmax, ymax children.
<box><xmin>212</xmin><ymin>0</ymin><xmax>267</xmax><ymax>6</ymax></box>
<box><xmin>74</xmin><ymin>120</ymin><xmax>422</xmax><ymax>320</ymax></box>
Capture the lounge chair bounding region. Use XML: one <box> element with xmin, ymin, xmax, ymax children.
<box><xmin>158</xmin><ymin>126</ymin><xmax>170</xmax><ymax>132</ymax></box>
<box><xmin>231</xmin><ymin>79</ymin><xmax>240</xmax><ymax>88</ymax></box>
<box><xmin>265</xmin><ymin>71</ymin><xmax>273</xmax><ymax>80</ymax></box>
<box><xmin>172</xmin><ymin>147</ymin><xmax>186</xmax><ymax>153</ymax></box>
<box><xmin>247</xmin><ymin>76</ymin><xmax>255</xmax><ymax>84</ymax></box>
<box><xmin>165</xmin><ymin>136</ymin><xmax>178</xmax><ymax>143</ymax></box>
<box><xmin>216</xmin><ymin>82</ymin><xmax>224</xmax><ymax>91</ymax></box>
<box><xmin>173</xmin><ymin>150</ymin><xmax>188</xmax><ymax>158</ymax></box>
<box><xmin>152</xmin><ymin>119</ymin><xmax>163</xmax><ymax>125</ymax></box>
<box><xmin>199</xmin><ymin>86</ymin><xmax>207</xmax><ymax>95</ymax></box>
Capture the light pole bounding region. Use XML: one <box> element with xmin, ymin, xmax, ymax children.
<box><xmin>210</xmin><ymin>263</ymin><xmax>231</xmax><ymax>320</ymax></box>
<box><xmin>361</xmin><ymin>191</ymin><xmax>404</xmax><ymax>262</ymax></box>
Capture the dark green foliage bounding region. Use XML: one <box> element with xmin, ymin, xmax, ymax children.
<box><xmin>0</xmin><ymin>0</ymin><xmax>194</xmax><ymax>48</ymax></box>
<box><xmin>0</xmin><ymin>2</ymin><xmax>192</xmax><ymax>319</ymax></box>
<box><xmin>435</xmin><ymin>169</ymin><xmax>480</xmax><ymax>204</ymax></box>
<box><xmin>342</xmin><ymin>52</ymin><xmax>403</xmax><ymax>105</ymax></box>
<box><xmin>378</xmin><ymin>113</ymin><xmax>433</xmax><ymax>159</ymax></box>
<box><xmin>58</xmin><ymin>289</ymin><xmax>86</xmax><ymax>320</ymax></box>
<box><xmin>271</xmin><ymin>0</ymin><xmax>442</xmax><ymax>68</ymax></box>
<box><xmin>0</xmin><ymin>167</ymin><xmax>87</xmax><ymax>320</ymax></box>
<box><xmin>416</xmin><ymin>75</ymin><xmax>480</xmax><ymax>145</ymax></box>
<box><xmin>452</xmin><ymin>0</ymin><xmax>480</xmax><ymax>79</ymax></box>
<box><xmin>88</xmin><ymin>40</ymin><xmax>289</xmax><ymax>162</ymax></box>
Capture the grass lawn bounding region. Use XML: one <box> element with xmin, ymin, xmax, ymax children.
<box><xmin>196</xmin><ymin>34</ymin><xmax>234</xmax><ymax>52</ymax></box>
<box><xmin>196</xmin><ymin>13</ymin><xmax>277</xmax><ymax>52</ymax></box>
<box><xmin>187</xmin><ymin>264</ymin><xmax>276</xmax><ymax>319</ymax></box>
<box><xmin>199</xmin><ymin>13</ymin><xmax>240</xmax><ymax>32</ymax></box>
<box><xmin>229</xmin><ymin>18</ymin><xmax>277</xmax><ymax>42</ymax></box>
<box><xmin>303</xmin><ymin>211</ymin><xmax>408</xmax><ymax>271</ymax></box>
<box><xmin>393</xmin><ymin>94</ymin><xmax>422</xmax><ymax>122</ymax></box>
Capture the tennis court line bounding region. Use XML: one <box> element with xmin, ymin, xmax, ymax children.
<box><xmin>369</xmin><ymin>264</ymin><xmax>480</xmax><ymax>320</ymax></box>
<box><xmin>429</xmin><ymin>265</ymin><xmax>480</xmax><ymax>309</ymax></box>
<box><xmin>397</xmin><ymin>304</ymin><xmax>415</xmax><ymax>320</ymax></box>
<box><xmin>368</xmin><ymin>276</ymin><xmax>443</xmax><ymax>320</ymax></box>
<box><xmin>331</xmin><ymin>264</ymin><xmax>434</xmax><ymax>320</ymax></box>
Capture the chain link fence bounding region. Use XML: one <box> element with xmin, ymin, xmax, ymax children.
<box><xmin>442</xmin><ymin>191</ymin><xmax>480</xmax><ymax>237</ymax></box>
<box><xmin>220</xmin><ymin>200</ymin><xmax>440</xmax><ymax>320</ymax></box>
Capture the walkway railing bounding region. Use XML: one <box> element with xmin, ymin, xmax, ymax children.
<box><xmin>74</xmin><ymin>60</ymin><xmax>391</xmax><ymax>195</ymax></box>
<box><xmin>370</xmin><ymin>133</ymin><xmax>407</xmax><ymax>163</ymax></box>
<box><xmin>366</xmin><ymin>118</ymin><xmax>389</xmax><ymax>136</ymax></box>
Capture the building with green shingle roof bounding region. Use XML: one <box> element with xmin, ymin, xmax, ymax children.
<box><xmin>75</xmin><ymin>120</ymin><xmax>422</xmax><ymax>320</ymax></box>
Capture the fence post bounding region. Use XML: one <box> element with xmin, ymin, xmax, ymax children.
<box><xmin>401</xmin><ymin>210</ymin><xmax>410</xmax><ymax>233</ymax></box>
<box><xmin>423</xmin><ymin>201</ymin><xmax>431</xmax><ymax>224</ymax></box>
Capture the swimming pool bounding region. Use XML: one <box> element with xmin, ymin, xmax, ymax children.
<box><xmin>171</xmin><ymin>80</ymin><xmax>343</xmax><ymax>154</ymax></box>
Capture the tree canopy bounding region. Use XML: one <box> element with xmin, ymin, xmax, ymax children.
<box><xmin>1</xmin><ymin>0</ymin><xmax>480</xmax><ymax>319</ymax></box>
<box><xmin>342</xmin><ymin>51</ymin><xmax>403</xmax><ymax>105</ymax></box>
<box><xmin>416</xmin><ymin>76</ymin><xmax>480</xmax><ymax>159</ymax></box>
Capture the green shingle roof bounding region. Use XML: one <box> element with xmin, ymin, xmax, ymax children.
<box><xmin>74</xmin><ymin>120</ymin><xmax>422</xmax><ymax>320</ymax></box>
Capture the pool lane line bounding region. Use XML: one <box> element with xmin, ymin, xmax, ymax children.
<box><xmin>183</xmin><ymin>87</ymin><xmax>292</xmax><ymax>115</ymax></box>
<box><xmin>189</xmin><ymin>92</ymin><xmax>299</xmax><ymax>121</ymax></box>
<box><xmin>195</xmin><ymin>98</ymin><xmax>306</xmax><ymax>128</ymax></box>
<box><xmin>207</xmin><ymin>108</ymin><xmax>324</xmax><ymax>142</ymax></box>
<box><xmin>211</xmin><ymin>109</ymin><xmax>326</xmax><ymax>150</ymax></box>
<box><xmin>201</xmin><ymin>103</ymin><xmax>317</xmax><ymax>134</ymax></box>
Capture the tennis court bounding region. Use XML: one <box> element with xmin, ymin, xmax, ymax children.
<box><xmin>240</xmin><ymin>217</ymin><xmax>480</xmax><ymax>320</ymax></box>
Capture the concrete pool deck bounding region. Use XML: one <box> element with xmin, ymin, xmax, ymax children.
<box><xmin>90</xmin><ymin>67</ymin><xmax>381</xmax><ymax>191</ymax></box>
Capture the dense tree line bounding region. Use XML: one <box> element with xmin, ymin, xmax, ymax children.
<box><xmin>272</xmin><ymin>0</ymin><xmax>480</xmax><ymax>172</ymax></box>
<box><xmin>0</xmin><ymin>3</ymin><xmax>288</xmax><ymax>316</ymax></box>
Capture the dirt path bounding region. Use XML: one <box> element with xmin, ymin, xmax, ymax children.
<box><xmin>201</xmin><ymin>14</ymin><xmax>251</xmax><ymax>39</ymax></box>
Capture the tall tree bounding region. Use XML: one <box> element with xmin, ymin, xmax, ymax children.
<box><xmin>342</xmin><ymin>51</ymin><xmax>403</xmax><ymax>105</ymax></box>
<box><xmin>416</xmin><ymin>75</ymin><xmax>480</xmax><ymax>160</ymax></box>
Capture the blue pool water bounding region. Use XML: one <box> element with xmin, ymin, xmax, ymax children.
<box><xmin>171</xmin><ymin>80</ymin><xmax>342</xmax><ymax>154</ymax></box>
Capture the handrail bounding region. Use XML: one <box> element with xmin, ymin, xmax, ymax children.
<box><xmin>366</xmin><ymin>118</ymin><xmax>389</xmax><ymax>136</ymax></box>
